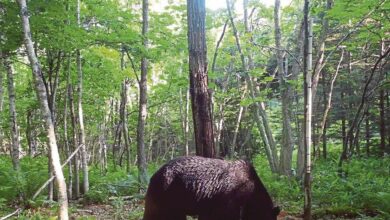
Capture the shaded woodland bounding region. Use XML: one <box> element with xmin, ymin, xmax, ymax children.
<box><xmin>0</xmin><ymin>0</ymin><xmax>389</xmax><ymax>219</ymax></box>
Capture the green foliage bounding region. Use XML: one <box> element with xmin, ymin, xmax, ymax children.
<box><xmin>0</xmin><ymin>156</ymin><xmax>48</xmax><ymax>204</ymax></box>
<box><xmin>252</xmin><ymin>150</ymin><xmax>390</xmax><ymax>218</ymax></box>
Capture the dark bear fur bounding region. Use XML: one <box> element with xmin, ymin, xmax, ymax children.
<box><xmin>143</xmin><ymin>156</ymin><xmax>280</xmax><ymax>220</ymax></box>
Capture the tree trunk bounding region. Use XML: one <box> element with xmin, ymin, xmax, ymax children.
<box><xmin>379</xmin><ymin>89</ymin><xmax>386</xmax><ymax>156</ymax></box>
<box><xmin>0</xmin><ymin>61</ymin><xmax>4</xmax><ymax>153</ymax></box>
<box><xmin>379</xmin><ymin>41</ymin><xmax>386</xmax><ymax>156</ymax></box>
<box><xmin>3</xmin><ymin>55</ymin><xmax>21</xmax><ymax>171</ymax></box>
<box><xmin>274</xmin><ymin>0</ymin><xmax>294</xmax><ymax>176</ymax></box>
<box><xmin>137</xmin><ymin>0</ymin><xmax>149</xmax><ymax>185</ymax></box>
<box><xmin>226</xmin><ymin>0</ymin><xmax>278</xmax><ymax>171</ymax></box>
<box><xmin>76</xmin><ymin>0</ymin><xmax>89</xmax><ymax>194</ymax></box>
<box><xmin>365</xmin><ymin>109</ymin><xmax>370</xmax><ymax>156</ymax></box>
<box><xmin>120</xmin><ymin>79</ymin><xmax>131</xmax><ymax>172</ymax></box>
<box><xmin>185</xmin><ymin>89</ymin><xmax>190</xmax><ymax>155</ymax></box>
<box><xmin>17</xmin><ymin>0</ymin><xmax>69</xmax><ymax>218</ymax></box>
<box><xmin>26</xmin><ymin>110</ymin><xmax>37</xmax><ymax>156</ymax></box>
<box><xmin>64</xmin><ymin>54</ymin><xmax>72</xmax><ymax>199</ymax></box>
<box><xmin>303</xmin><ymin>2</ymin><xmax>312</xmax><ymax>218</ymax></box>
<box><xmin>68</xmin><ymin>84</ymin><xmax>80</xmax><ymax>198</ymax></box>
<box><xmin>187</xmin><ymin>0</ymin><xmax>215</xmax><ymax>158</ymax></box>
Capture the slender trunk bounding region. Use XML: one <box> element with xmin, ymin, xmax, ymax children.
<box><xmin>318</xmin><ymin>49</ymin><xmax>344</xmax><ymax>146</ymax></box>
<box><xmin>311</xmin><ymin>0</ymin><xmax>333</xmax><ymax>101</ymax></box>
<box><xmin>0</xmin><ymin>61</ymin><xmax>4</xmax><ymax>153</ymax></box>
<box><xmin>68</xmin><ymin>84</ymin><xmax>80</xmax><ymax>198</ymax></box>
<box><xmin>137</xmin><ymin>0</ymin><xmax>149</xmax><ymax>185</ymax></box>
<box><xmin>303</xmin><ymin>2</ymin><xmax>312</xmax><ymax>217</ymax></box>
<box><xmin>387</xmin><ymin>90</ymin><xmax>390</xmax><ymax>154</ymax></box>
<box><xmin>185</xmin><ymin>89</ymin><xmax>190</xmax><ymax>156</ymax></box>
<box><xmin>274</xmin><ymin>0</ymin><xmax>294</xmax><ymax>176</ymax></box>
<box><xmin>26</xmin><ymin>110</ymin><xmax>36</xmax><ymax>156</ymax></box>
<box><xmin>226</xmin><ymin>0</ymin><xmax>278</xmax><ymax>171</ymax></box>
<box><xmin>365</xmin><ymin>109</ymin><xmax>370</xmax><ymax>156</ymax></box>
<box><xmin>3</xmin><ymin>54</ymin><xmax>21</xmax><ymax>171</ymax></box>
<box><xmin>17</xmin><ymin>0</ymin><xmax>68</xmax><ymax>218</ymax></box>
<box><xmin>187</xmin><ymin>0</ymin><xmax>215</xmax><ymax>158</ymax></box>
<box><xmin>379</xmin><ymin>41</ymin><xmax>386</xmax><ymax>156</ymax></box>
<box><xmin>379</xmin><ymin>89</ymin><xmax>386</xmax><ymax>156</ymax></box>
<box><xmin>64</xmin><ymin>54</ymin><xmax>72</xmax><ymax>199</ymax></box>
<box><xmin>231</xmin><ymin>86</ymin><xmax>247</xmax><ymax>158</ymax></box>
<box><xmin>120</xmin><ymin>80</ymin><xmax>131</xmax><ymax>172</ymax></box>
<box><xmin>341</xmin><ymin>46</ymin><xmax>390</xmax><ymax>165</ymax></box>
<box><xmin>76</xmin><ymin>0</ymin><xmax>89</xmax><ymax>194</ymax></box>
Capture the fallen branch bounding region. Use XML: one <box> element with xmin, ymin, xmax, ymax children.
<box><xmin>108</xmin><ymin>196</ymin><xmax>134</xmax><ymax>201</ymax></box>
<box><xmin>32</xmin><ymin>144</ymin><xmax>84</xmax><ymax>199</ymax></box>
<box><xmin>0</xmin><ymin>208</ymin><xmax>22</xmax><ymax>220</ymax></box>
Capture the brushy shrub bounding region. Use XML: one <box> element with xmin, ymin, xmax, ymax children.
<box><xmin>252</xmin><ymin>150</ymin><xmax>390</xmax><ymax>218</ymax></box>
<box><xmin>0</xmin><ymin>156</ymin><xmax>48</xmax><ymax>205</ymax></box>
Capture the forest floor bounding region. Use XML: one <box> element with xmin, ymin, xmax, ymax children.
<box><xmin>1</xmin><ymin>201</ymin><xmax>381</xmax><ymax>220</ymax></box>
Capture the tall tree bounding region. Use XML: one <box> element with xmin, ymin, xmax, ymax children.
<box><xmin>274</xmin><ymin>0</ymin><xmax>294</xmax><ymax>176</ymax></box>
<box><xmin>187</xmin><ymin>0</ymin><xmax>215</xmax><ymax>158</ymax></box>
<box><xmin>77</xmin><ymin>0</ymin><xmax>89</xmax><ymax>194</ymax></box>
<box><xmin>3</xmin><ymin>54</ymin><xmax>20</xmax><ymax>171</ymax></box>
<box><xmin>226</xmin><ymin>0</ymin><xmax>278</xmax><ymax>171</ymax></box>
<box><xmin>303</xmin><ymin>1</ymin><xmax>313</xmax><ymax>218</ymax></box>
<box><xmin>137</xmin><ymin>0</ymin><xmax>149</xmax><ymax>184</ymax></box>
<box><xmin>16</xmin><ymin>0</ymin><xmax>69</xmax><ymax>218</ymax></box>
<box><xmin>0</xmin><ymin>59</ymin><xmax>4</xmax><ymax>153</ymax></box>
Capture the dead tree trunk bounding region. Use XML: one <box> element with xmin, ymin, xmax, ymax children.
<box><xmin>17</xmin><ymin>0</ymin><xmax>69</xmax><ymax>218</ymax></box>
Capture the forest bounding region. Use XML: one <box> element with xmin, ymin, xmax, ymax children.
<box><xmin>0</xmin><ymin>0</ymin><xmax>389</xmax><ymax>219</ymax></box>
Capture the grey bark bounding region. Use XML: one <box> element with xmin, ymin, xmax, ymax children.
<box><xmin>274</xmin><ymin>0</ymin><xmax>294</xmax><ymax>176</ymax></box>
<box><xmin>68</xmin><ymin>84</ymin><xmax>80</xmax><ymax>198</ymax></box>
<box><xmin>64</xmin><ymin>55</ymin><xmax>72</xmax><ymax>199</ymax></box>
<box><xmin>76</xmin><ymin>0</ymin><xmax>89</xmax><ymax>194</ymax></box>
<box><xmin>303</xmin><ymin>4</ymin><xmax>313</xmax><ymax>218</ymax></box>
<box><xmin>17</xmin><ymin>0</ymin><xmax>69</xmax><ymax>218</ymax></box>
<box><xmin>137</xmin><ymin>0</ymin><xmax>148</xmax><ymax>185</ymax></box>
<box><xmin>3</xmin><ymin>54</ymin><xmax>21</xmax><ymax>171</ymax></box>
<box><xmin>120</xmin><ymin>79</ymin><xmax>131</xmax><ymax>172</ymax></box>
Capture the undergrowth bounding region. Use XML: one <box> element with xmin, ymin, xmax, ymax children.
<box><xmin>1</xmin><ymin>150</ymin><xmax>389</xmax><ymax>219</ymax></box>
<box><xmin>252</xmin><ymin>151</ymin><xmax>390</xmax><ymax>219</ymax></box>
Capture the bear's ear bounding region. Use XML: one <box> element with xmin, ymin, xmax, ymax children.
<box><xmin>273</xmin><ymin>206</ymin><xmax>281</xmax><ymax>216</ymax></box>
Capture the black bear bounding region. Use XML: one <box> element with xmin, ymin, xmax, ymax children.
<box><xmin>143</xmin><ymin>156</ymin><xmax>280</xmax><ymax>220</ymax></box>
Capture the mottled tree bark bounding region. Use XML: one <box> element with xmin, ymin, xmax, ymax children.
<box><xmin>187</xmin><ymin>0</ymin><xmax>215</xmax><ymax>158</ymax></box>
<box><xmin>17</xmin><ymin>0</ymin><xmax>68</xmax><ymax>218</ymax></box>
<box><xmin>3</xmin><ymin>54</ymin><xmax>21</xmax><ymax>171</ymax></box>
<box><xmin>303</xmin><ymin>2</ymin><xmax>313</xmax><ymax>218</ymax></box>
<box><xmin>137</xmin><ymin>0</ymin><xmax>149</xmax><ymax>185</ymax></box>
<box><xmin>76</xmin><ymin>0</ymin><xmax>89</xmax><ymax>194</ymax></box>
